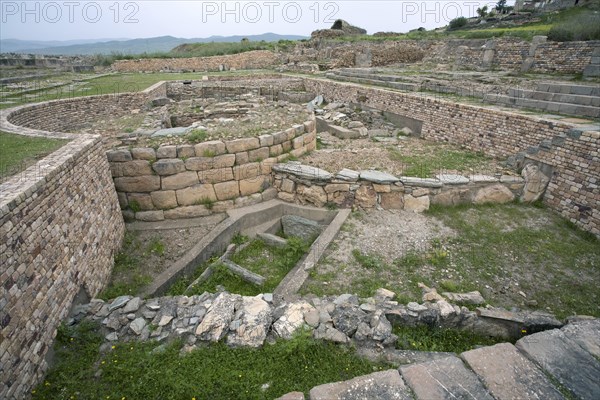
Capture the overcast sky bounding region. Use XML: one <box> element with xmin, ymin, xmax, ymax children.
<box><xmin>1</xmin><ymin>0</ymin><xmax>512</xmax><ymax>41</ymax></box>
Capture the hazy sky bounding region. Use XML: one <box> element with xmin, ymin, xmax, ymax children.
<box><xmin>1</xmin><ymin>0</ymin><xmax>511</xmax><ymax>41</ymax></box>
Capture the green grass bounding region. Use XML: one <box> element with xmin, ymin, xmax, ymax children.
<box><xmin>394</xmin><ymin>325</ymin><xmax>505</xmax><ymax>353</ymax></box>
<box><xmin>98</xmin><ymin>232</ymin><xmax>156</xmax><ymax>299</ymax></box>
<box><xmin>169</xmin><ymin>237</ymin><xmax>310</xmax><ymax>296</ymax></box>
<box><xmin>0</xmin><ymin>131</ymin><xmax>69</xmax><ymax>180</ymax></box>
<box><xmin>303</xmin><ymin>204</ymin><xmax>599</xmax><ymax>319</ymax></box>
<box><xmin>387</xmin><ymin>145</ymin><xmax>490</xmax><ymax>178</ymax></box>
<box><xmin>33</xmin><ymin>322</ymin><xmax>385</xmax><ymax>400</ymax></box>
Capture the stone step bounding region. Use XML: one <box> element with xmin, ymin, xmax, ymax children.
<box><xmin>516</xmin><ymin>328</ymin><xmax>600</xmax><ymax>400</ymax></box>
<box><xmin>508</xmin><ymin>88</ymin><xmax>600</xmax><ymax>107</ymax></box>
<box><xmin>309</xmin><ymin>369</ymin><xmax>413</xmax><ymax>400</ymax></box>
<box><xmin>328</xmin><ymin>72</ymin><xmax>419</xmax><ymax>91</ymax></box>
<box><xmin>461</xmin><ymin>342</ymin><xmax>565</xmax><ymax>400</ymax></box>
<box><xmin>483</xmin><ymin>93</ymin><xmax>600</xmax><ymax>118</ymax></box>
<box><xmin>537</xmin><ymin>82</ymin><xmax>600</xmax><ymax>97</ymax></box>
<box><xmin>400</xmin><ymin>355</ymin><xmax>494</xmax><ymax>400</ymax></box>
<box><xmin>559</xmin><ymin>319</ymin><xmax>600</xmax><ymax>357</ymax></box>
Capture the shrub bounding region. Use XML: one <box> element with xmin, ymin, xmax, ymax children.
<box><xmin>448</xmin><ymin>17</ymin><xmax>468</xmax><ymax>30</ymax></box>
<box><xmin>548</xmin><ymin>14</ymin><xmax>600</xmax><ymax>41</ymax></box>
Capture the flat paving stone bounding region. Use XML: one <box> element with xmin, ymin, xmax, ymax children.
<box><xmin>400</xmin><ymin>355</ymin><xmax>493</xmax><ymax>400</ymax></box>
<box><xmin>461</xmin><ymin>342</ymin><xmax>564</xmax><ymax>400</ymax></box>
<box><xmin>435</xmin><ymin>174</ymin><xmax>470</xmax><ymax>185</ymax></box>
<box><xmin>516</xmin><ymin>329</ymin><xmax>600</xmax><ymax>400</ymax></box>
<box><xmin>560</xmin><ymin>319</ymin><xmax>600</xmax><ymax>357</ymax></box>
<box><xmin>273</xmin><ymin>163</ymin><xmax>333</xmax><ymax>181</ymax></box>
<box><xmin>336</xmin><ymin>168</ymin><xmax>360</xmax><ymax>182</ymax></box>
<box><xmin>309</xmin><ymin>370</ymin><xmax>412</xmax><ymax>400</ymax></box>
<box><xmin>469</xmin><ymin>174</ymin><xmax>498</xmax><ymax>183</ymax></box>
<box><xmin>360</xmin><ymin>170</ymin><xmax>400</xmax><ymax>184</ymax></box>
<box><xmin>399</xmin><ymin>176</ymin><xmax>443</xmax><ymax>188</ymax></box>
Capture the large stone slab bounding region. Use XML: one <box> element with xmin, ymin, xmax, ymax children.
<box><xmin>273</xmin><ymin>163</ymin><xmax>332</xmax><ymax>181</ymax></box>
<box><xmin>336</xmin><ymin>168</ymin><xmax>360</xmax><ymax>182</ymax></box>
<box><xmin>461</xmin><ymin>343</ymin><xmax>564</xmax><ymax>400</ymax></box>
<box><xmin>360</xmin><ymin>170</ymin><xmax>400</xmax><ymax>184</ymax></box>
<box><xmin>400</xmin><ymin>355</ymin><xmax>494</xmax><ymax>400</ymax></box>
<box><xmin>560</xmin><ymin>319</ymin><xmax>600</xmax><ymax>357</ymax></box>
<box><xmin>309</xmin><ymin>370</ymin><xmax>412</xmax><ymax>400</ymax></box>
<box><xmin>436</xmin><ymin>174</ymin><xmax>470</xmax><ymax>185</ymax></box>
<box><xmin>516</xmin><ymin>329</ymin><xmax>600</xmax><ymax>399</ymax></box>
<box><xmin>399</xmin><ymin>176</ymin><xmax>443</xmax><ymax>188</ymax></box>
<box><xmin>151</xmin><ymin>126</ymin><xmax>192</xmax><ymax>137</ymax></box>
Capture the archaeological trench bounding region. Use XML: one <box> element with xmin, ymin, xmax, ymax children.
<box><xmin>1</xmin><ymin>41</ymin><xmax>600</xmax><ymax>399</ymax></box>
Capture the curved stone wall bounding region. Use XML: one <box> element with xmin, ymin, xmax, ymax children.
<box><xmin>109</xmin><ymin>118</ymin><xmax>317</xmax><ymax>221</ymax></box>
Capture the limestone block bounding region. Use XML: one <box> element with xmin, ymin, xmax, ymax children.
<box><xmin>473</xmin><ymin>184</ymin><xmax>514</xmax><ymax>205</ymax></box>
<box><xmin>176</xmin><ymin>184</ymin><xmax>217</xmax><ymax>206</ymax></box>
<box><xmin>240</xmin><ymin>176</ymin><xmax>265</xmax><ymax>196</ymax></box>
<box><xmin>198</xmin><ymin>167</ymin><xmax>234</xmax><ymax>184</ymax></box>
<box><xmin>194</xmin><ymin>140</ymin><xmax>226</xmax><ymax>157</ymax></box>
<box><xmin>225</xmin><ymin>137</ymin><xmax>260</xmax><ymax>153</ymax></box>
<box><xmin>114</xmin><ymin>176</ymin><xmax>161</xmax><ymax>193</ymax></box>
<box><xmin>151</xmin><ymin>191</ymin><xmax>178</xmax><ymax>210</ymax></box>
<box><xmin>214</xmin><ymin>181</ymin><xmax>240</xmax><ymax>201</ymax></box>
<box><xmin>152</xmin><ymin>159</ymin><xmax>185</xmax><ymax>176</ymax></box>
<box><xmin>162</xmin><ymin>171</ymin><xmax>199</xmax><ymax>190</ymax></box>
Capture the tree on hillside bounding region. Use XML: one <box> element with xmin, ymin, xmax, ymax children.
<box><xmin>477</xmin><ymin>5</ymin><xmax>489</xmax><ymax>18</ymax></box>
<box><xmin>495</xmin><ymin>0</ymin><xmax>507</xmax><ymax>13</ymax></box>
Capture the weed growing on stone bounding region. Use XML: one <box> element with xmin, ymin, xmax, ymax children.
<box><xmin>394</xmin><ymin>325</ymin><xmax>505</xmax><ymax>353</ymax></box>
<box><xmin>33</xmin><ymin>323</ymin><xmax>386</xmax><ymax>399</ymax></box>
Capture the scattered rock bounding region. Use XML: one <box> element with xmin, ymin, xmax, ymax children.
<box><xmin>129</xmin><ymin>318</ymin><xmax>146</xmax><ymax>335</ymax></box>
<box><xmin>195</xmin><ymin>292</ymin><xmax>240</xmax><ymax>341</ymax></box>
<box><xmin>227</xmin><ymin>296</ymin><xmax>272</xmax><ymax>347</ymax></box>
<box><xmin>442</xmin><ymin>291</ymin><xmax>486</xmax><ymax>305</ymax></box>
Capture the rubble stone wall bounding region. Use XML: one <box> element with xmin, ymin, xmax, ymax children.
<box><xmin>302</xmin><ymin>78</ymin><xmax>599</xmax><ymax>236</ymax></box>
<box><xmin>0</xmin><ymin>137</ymin><xmax>124</xmax><ymax>399</ymax></box>
<box><xmin>109</xmin><ymin>118</ymin><xmax>317</xmax><ymax>222</ymax></box>
<box><xmin>112</xmin><ymin>50</ymin><xmax>280</xmax><ymax>72</ymax></box>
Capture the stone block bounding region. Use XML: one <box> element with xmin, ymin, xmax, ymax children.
<box><xmin>135</xmin><ymin>210</ymin><xmax>164</xmax><ymax>222</ymax></box>
<box><xmin>270</xmin><ymin>144</ymin><xmax>284</xmax><ymax>157</ymax></box>
<box><xmin>121</xmin><ymin>160</ymin><xmax>153</xmax><ymax>176</ymax></box>
<box><xmin>259</xmin><ymin>134</ymin><xmax>274</xmax><ymax>147</ymax></box>
<box><xmin>233</xmin><ymin>162</ymin><xmax>261</xmax><ymax>180</ymax></box>
<box><xmin>404</xmin><ymin>194</ymin><xmax>430</xmax><ymax>212</ymax></box>
<box><xmin>198</xmin><ymin>167</ymin><xmax>234</xmax><ymax>184</ymax></box>
<box><xmin>235</xmin><ymin>152</ymin><xmax>249</xmax><ymax>165</ymax></box>
<box><xmin>151</xmin><ymin>191</ymin><xmax>178</xmax><ymax>210</ymax></box>
<box><xmin>152</xmin><ymin>159</ymin><xmax>185</xmax><ymax>176</ymax></box>
<box><xmin>130</xmin><ymin>147</ymin><xmax>156</xmax><ymax>160</ymax></box>
<box><xmin>461</xmin><ymin>343</ymin><xmax>563</xmax><ymax>400</ymax></box>
<box><xmin>355</xmin><ymin>185</ymin><xmax>377</xmax><ymax>208</ymax></box>
<box><xmin>324</xmin><ymin>183</ymin><xmax>350</xmax><ymax>194</ymax></box>
<box><xmin>239</xmin><ymin>176</ymin><xmax>265</xmax><ymax>196</ymax></box>
<box><xmin>248</xmin><ymin>147</ymin><xmax>270</xmax><ymax>162</ymax></box>
<box><xmin>127</xmin><ymin>193</ymin><xmax>154</xmax><ymax>210</ymax></box>
<box><xmin>114</xmin><ymin>176</ymin><xmax>161</xmax><ymax>193</ymax></box>
<box><xmin>214</xmin><ymin>181</ymin><xmax>240</xmax><ymax>201</ymax></box>
<box><xmin>297</xmin><ymin>184</ymin><xmax>328</xmax><ymax>207</ymax></box>
<box><xmin>177</xmin><ymin>145</ymin><xmax>195</xmax><ymax>158</ymax></box>
<box><xmin>156</xmin><ymin>145</ymin><xmax>177</xmax><ymax>159</ymax></box>
<box><xmin>162</xmin><ymin>171</ymin><xmax>199</xmax><ymax>190</ymax></box>
<box><xmin>380</xmin><ymin>192</ymin><xmax>404</xmax><ymax>209</ymax></box>
<box><xmin>194</xmin><ymin>140</ymin><xmax>226</xmax><ymax>157</ymax></box>
<box><xmin>225</xmin><ymin>137</ymin><xmax>260</xmax><ymax>153</ymax></box>
<box><xmin>473</xmin><ymin>184</ymin><xmax>515</xmax><ymax>205</ymax></box>
<box><xmin>106</xmin><ymin>149</ymin><xmax>132</xmax><ymax>162</ymax></box>
<box><xmin>373</xmin><ymin>183</ymin><xmax>391</xmax><ymax>193</ymax></box>
<box><xmin>310</xmin><ymin>370</ymin><xmax>411</xmax><ymax>400</ymax></box>
<box><xmin>164</xmin><ymin>206</ymin><xmax>211</xmax><ymax>219</ymax></box>
<box><xmin>176</xmin><ymin>184</ymin><xmax>217</xmax><ymax>206</ymax></box>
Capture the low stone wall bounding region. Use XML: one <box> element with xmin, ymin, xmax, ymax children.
<box><xmin>272</xmin><ymin>164</ymin><xmax>527</xmax><ymax>212</ymax></box>
<box><xmin>166</xmin><ymin>77</ymin><xmax>305</xmax><ymax>101</ymax></box>
<box><xmin>289</xmin><ymin>38</ymin><xmax>599</xmax><ymax>73</ymax></box>
<box><xmin>0</xmin><ymin>136</ymin><xmax>124</xmax><ymax>399</ymax></box>
<box><xmin>302</xmin><ymin>78</ymin><xmax>599</xmax><ymax>236</ymax></box>
<box><xmin>108</xmin><ymin>118</ymin><xmax>317</xmax><ymax>221</ymax></box>
<box><xmin>112</xmin><ymin>50</ymin><xmax>280</xmax><ymax>73</ymax></box>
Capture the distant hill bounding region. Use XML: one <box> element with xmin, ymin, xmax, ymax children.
<box><xmin>1</xmin><ymin>34</ymin><xmax>307</xmax><ymax>56</ymax></box>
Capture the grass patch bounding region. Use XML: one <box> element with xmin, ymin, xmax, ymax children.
<box><xmin>0</xmin><ymin>131</ymin><xmax>69</xmax><ymax>180</ymax></box>
<box><xmin>187</xmin><ymin>129</ymin><xmax>208</xmax><ymax>143</ymax></box>
<box><xmin>98</xmin><ymin>232</ymin><xmax>156</xmax><ymax>299</ymax></box>
<box><xmin>394</xmin><ymin>325</ymin><xmax>504</xmax><ymax>353</ymax></box>
<box><xmin>387</xmin><ymin>145</ymin><xmax>489</xmax><ymax>178</ymax></box>
<box><xmin>169</xmin><ymin>237</ymin><xmax>310</xmax><ymax>296</ymax></box>
<box><xmin>33</xmin><ymin>323</ymin><xmax>387</xmax><ymax>400</ymax></box>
